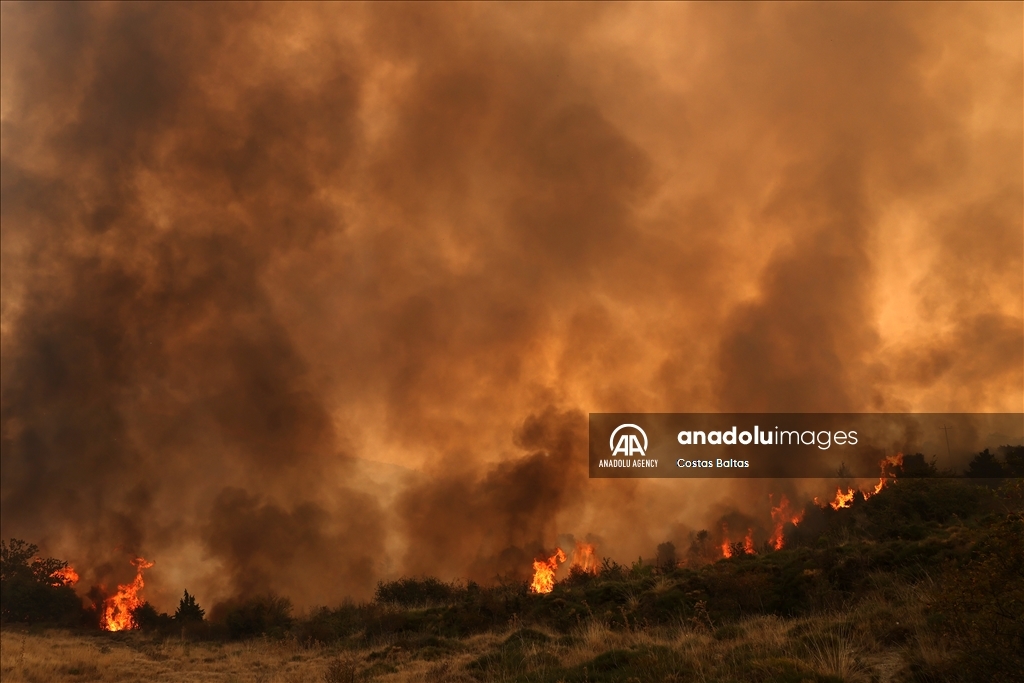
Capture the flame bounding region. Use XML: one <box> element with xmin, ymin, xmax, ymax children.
<box><xmin>570</xmin><ymin>541</ymin><xmax>598</xmax><ymax>574</ymax></box>
<box><xmin>743</xmin><ymin>529</ymin><xmax>755</xmax><ymax>555</ymax></box>
<box><xmin>529</xmin><ymin>548</ymin><xmax>566</xmax><ymax>594</ymax></box>
<box><xmin>867</xmin><ymin>452</ymin><xmax>904</xmax><ymax>497</ymax></box>
<box><xmin>829</xmin><ymin>487</ymin><xmax>857</xmax><ymax>510</ymax></box>
<box><xmin>769</xmin><ymin>494</ymin><xmax>804</xmax><ymax>550</ymax></box>
<box><xmin>823</xmin><ymin>453</ymin><xmax>906</xmax><ymax>509</ymax></box>
<box><xmin>54</xmin><ymin>566</ymin><xmax>79</xmax><ymax>586</ymax></box>
<box><xmin>720</xmin><ymin>523</ymin><xmax>734</xmax><ymax>558</ymax></box>
<box><xmin>100</xmin><ymin>557</ymin><xmax>154</xmax><ymax>631</ymax></box>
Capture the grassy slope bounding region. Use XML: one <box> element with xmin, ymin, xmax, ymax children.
<box><xmin>1</xmin><ymin>479</ymin><xmax>1020</xmax><ymax>683</ymax></box>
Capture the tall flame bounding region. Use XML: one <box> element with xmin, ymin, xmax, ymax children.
<box><xmin>570</xmin><ymin>541</ymin><xmax>598</xmax><ymax>574</ymax></box>
<box><xmin>720</xmin><ymin>523</ymin><xmax>733</xmax><ymax>558</ymax></box>
<box><xmin>743</xmin><ymin>529</ymin><xmax>755</xmax><ymax>555</ymax></box>
<box><xmin>100</xmin><ymin>557</ymin><xmax>154</xmax><ymax>631</ymax></box>
<box><xmin>867</xmin><ymin>453</ymin><xmax>904</xmax><ymax>497</ymax></box>
<box><xmin>529</xmin><ymin>548</ymin><xmax>566</xmax><ymax>594</ymax></box>
<box><xmin>769</xmin><ymin>494</ymin><xmax>804</xmax><ymax>550</ymax></box>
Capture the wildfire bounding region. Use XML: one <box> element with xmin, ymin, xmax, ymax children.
<box><xmin>743</xmin><ymin>529</ymin><xmax>755</xmax><ymax>555</ymax></box>
<box><xmin>720</xmin><ymin>523</ymin><xmax>732</xmax><ymax>558</ymax></box>
<box><xmin>570</xmin><ymin>541</ymin><xmax>598</xmax><ymax>574</ymax></box>
<box><xmin>529</xmin><ymin>548</ymin><xmax>566</xmax><ymax>594</ymax></box>
<box><xmin>769</xmin><ymin>494</ymin><xmax>804</xmax><ymax>550</ymax></box>
<box><xmin>829</xmin><ymin>487</ymin><xmax>857</xmax><ymax>510</ymax></box>
<box><xmin>100</xmin><ymin>557</ymin><xmax>154</xmax><ymax>631</ymax></box>
<box><xmin>822</xmin><ymin>453</ymin><xmax>906</xmax><ymax>510</ymax></box>
<box><xmin>868</xmin><ymin>453</ymin><xmax>904</xmax><ymax>497</ymax></box>
<box><xmin>54</xmin><ymin>566</ymin><xmax>79</xmax><ymax>586</ymax></box>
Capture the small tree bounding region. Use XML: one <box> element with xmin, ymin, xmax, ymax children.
<box><xmin>175</xmin><ymin>590</ymin><xmax>205</xmax><ymax>622</ymax></box>
<box><xmin>966</xmin><ymin>449</ymin><xmax>1005</xmax><ymax>478</ymax></box>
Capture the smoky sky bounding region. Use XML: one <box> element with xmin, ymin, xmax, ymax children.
<box><xmin>1</xmin><ymin>2</ymin><xmax>1021</xmax><ymax>609</ymax></box>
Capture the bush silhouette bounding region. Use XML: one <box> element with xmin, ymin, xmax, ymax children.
<box><xmin>132</xmin><ymin>602</ymin><xmax>173</xmax><ymax>630</ymax></box>
<box><xmin>219</xmin><ymin>594</ymin><xmax>293</xmax><ymax>639</ymax></box>
<box><xmin>373</xmin><ymin>577</ymin><xmax>462</xmax><ymax>606</ymax></box>
<box><xmin>1002</xmin><ymin>445</ymin><xmax>1024</xmax><ymax>477</ymax></box>
<box><xmin>966</xmin><ymin>448</ymin><xmax>1005</xmax><ymax>478</ymax></box>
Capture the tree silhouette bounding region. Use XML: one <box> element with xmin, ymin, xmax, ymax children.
<box><xmin>966</xmin><ymin>449</ymin><xmax>1005</xmax><ymax>478</ymax></box>
<box><xmin>174</xmin><ymin>590</ymin><xmax>205</xmax><ymax>622</ymax></box>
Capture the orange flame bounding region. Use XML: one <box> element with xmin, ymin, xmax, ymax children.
<box><xmin>830</xmin><ymin>487</ymin><xmax>856</xmax><ymax>510</ymax></box>
<box><xmin>823</xmin><ymin>452</ymin><xmax>906</xmax><ymax>509</ymax></box>
<box><xmin>769</xmin><ymin>494</ymin><xmax>804</xmax><ymax>550</ymax></box>
<box><xmin>100</xmin><ymin>557</ymin><xmax>154</xmax><ymax>631</ymax></box>
<box><xmin>867</xmin><ymin>452</ymin><xmax>904</xmax><ymax>497</ymax></box>
<box><xmin>743</xmin><ymin>529</ymin><xmax>755</xmax><ymax>555</ymax></box>
<box><xmin>54</xmin><ymin>566</ymin><xmax>79</xmax><ymax>586</ymax></box>
<box><xmin>720</xmin><ymin>523</ymin><xmax>733</xmax><ymax>558</ymax></box>
<box><xmin>570</xmin><ymin>541</ymin><xmax>598</xmax><ymax>574</ymax></box>
<box><xmin>529</xmin><ymin>548</ymin><xmax>566</xmax><ymax>594</ymax></box>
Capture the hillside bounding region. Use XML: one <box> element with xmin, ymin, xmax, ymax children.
<box><xmin>2</xmin><ymin>477</ymin><xmax>1021</xmax><ymax>682</ymax></box>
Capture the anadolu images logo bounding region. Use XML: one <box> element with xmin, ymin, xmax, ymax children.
<box><xmin>610</xmin><ymin>424</ymin><xmax>648</xmax><ymax>457</ymax></box>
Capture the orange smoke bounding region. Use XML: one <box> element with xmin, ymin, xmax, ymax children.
<box><xmin>529</xmin><ymin>548</ymin><xmax>566</xmax><ymax>594</ymax></box>
<box><xmin>769</xmin><ymin>494</ymin><xmax>804</xmax><ymax>550</ymax></box>
<box><xmin>570</xmin><ymin>541</ymin><xmax>598</xmax><ymax>574</ymax></box>
<box><xmin>100</xmin><ymin>557</ymin><xmax>154</xmax><ymax>631</ymax></box>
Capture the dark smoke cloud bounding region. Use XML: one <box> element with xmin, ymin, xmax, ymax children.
<box><xmin>1</xmin><ymin>3</ymin><xmax>1020</xmax><ymax>607</ymax></box>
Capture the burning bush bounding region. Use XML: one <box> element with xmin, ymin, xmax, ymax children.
<box><xmin>0</xmin><ymin>538</ymin><xmax>84</xmax><ymax>625</ymax></box>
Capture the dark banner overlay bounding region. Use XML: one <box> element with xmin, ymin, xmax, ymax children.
<box><xmin>589</xmin><ymin>413</ymin><xmax>1024</xmax><ymax>478</ymax></box>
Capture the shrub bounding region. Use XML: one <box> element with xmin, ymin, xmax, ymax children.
<box><xmin>131</xmin><ymin>602</ymin><xmax>173</xmax><ymax>630</ymax></box>
<box><xmin>929</xmin><ymin>483</ymin><xmax>1024</xmax><ymax>682</ymax></box>
<box><xmin>966</xmin><ymin>448</ymin><xmax>1006</xmax><ymax>478</ymax></box>
<box><xmin>373</xmin><ymin>577</ymin><xmax>462</xmax><ymax>607</ymax></box>
<box><xmin>218</xmin><ymin>594</ymin><xmax>293</xmax><ymax>639</ymax></box>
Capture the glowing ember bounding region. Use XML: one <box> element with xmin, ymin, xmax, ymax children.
<box><xmin>100</xmin><ymin>557</ymin><xmax>154</xmax><ymax>631</ymax></box>
<box><xmin>53</xmin><ymin>566</ymin><xmax>79</xmax><ymax>586</ymax></box>
<box><xmin>769</xmin><ymin>494</ymin><xmax>804</xmax><ymax>550</ymax></box>
<box><xmin>530</xmin><ymin>548</ymin><xmax>566</xmax><ymax>594</ymax></box>
<box><xmin>570</xmin><ymin>541</ymin><xmax>598</xmax><ymax>574</ymax></box>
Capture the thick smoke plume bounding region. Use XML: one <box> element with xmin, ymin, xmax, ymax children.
<box><xmin>1</xmin><ymin>3</ymin><xmax>1021</xmax><ymax>609</ymax></box>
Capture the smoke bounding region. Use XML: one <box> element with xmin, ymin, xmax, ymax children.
<box><xmin>1</xmin><ymin>3</ymin><xmax>1020</xmax><ymax>608</ymax></box>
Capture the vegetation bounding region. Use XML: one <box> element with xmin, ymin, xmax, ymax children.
<box><xmin>0</xmin><ymin>540</ymin><xmax>84</xmax><ymax>626</ymax></box>
<box><xmin>1</xmin><ymin>459</ymin><xmax>1021</xmax><ymax>681</ymax></box>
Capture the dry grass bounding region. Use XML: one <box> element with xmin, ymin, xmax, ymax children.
<box><xmin>1</xmin><ymin>594</ymin><xmax>930</xmax><ymax>683</ymax></box>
